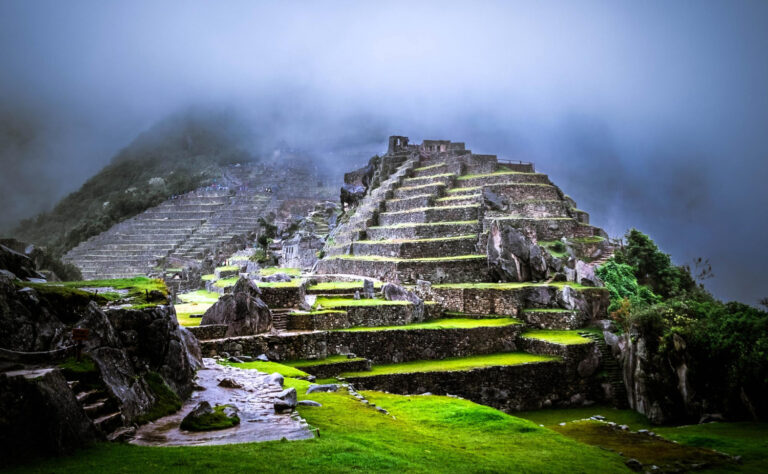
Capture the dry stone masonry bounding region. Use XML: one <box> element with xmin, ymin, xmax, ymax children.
<box><xmin>192</xmin><ymin>137</ymin><xmax>626</xmax><ymax>414</ymax></box>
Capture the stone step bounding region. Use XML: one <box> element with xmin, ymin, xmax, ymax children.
<box><xmin>93</xmin><ymin>412</ymin><xmax>123</xmax><ymax>435</ymax></box>
<box><xmin>520</xmin><ymin>308</ymin><xmax>586</xmax><ymax>330</ymax></box>
<box><xmin>401</xmin><ymin>173</ymin><xmax>457</xmax><ymax>188</ymax></box>
<box><xmin>315</xmin><ymin>255</ymin><xmax>489</xmax><ymax>283</ymax></box>
<box><xmin>378</xmin><ymin>204</ymin><xmax>481</xmax><ymax>227</ymax></box>
<box><xmin>434</xmin><ymin>194</ymin><xmax>482</xmax><ymax>207</ymax></box>
<box><xmin>393</xmin><ymin>182</ymin><xmax>448</xmax><ymax>199</ymax></box>
<box><xmin>83</xmin><ymin>398</ymin><xmax>118</xmax><ymax>419</ymax></box>
<box><xmin>366</xmin><ymin>221</ymin><xmax>481</xmax><ymax>240</ymax></box>
<box><xmin>447</xmin><ymin>183</ymin><xmax>561</xmax><ymax>202</ymax></box>
<box><xmin>507</xmin><ymin>200</ymin><xmax>572</xmax><ymax>218</ymax></box>
<box><xmin>484</xmin><ymin>217</ymin><xmax>603</xmax><ymax>241</ymax></box>
<box><xmin>454</xmin><ymin>172</ymin><xmax>549</xmax><ymax>188</ymax></box>
<box><xmin>350</xmin><ymin>234</ymin><xmax>478</xmax><ymax>259</ymax></box>
<box><xmin>384</xmin><ymin>194</ymin><xmax>434</xmax><ymax>213</ymax></box>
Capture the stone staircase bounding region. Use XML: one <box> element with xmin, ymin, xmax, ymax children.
<box><xmin>64</xmin><ymin>162</ymin><xmax>335</xmax><ymax>280</ymax></box>
<box><xmin>579</xmin><ymin>330</ymin><xmax>629</xmax><ymax>408</ymax></box>
<box><xmin>66</xmin><ymin>369</ymin><xmax>124</xmax><ymax>438</ymax></box>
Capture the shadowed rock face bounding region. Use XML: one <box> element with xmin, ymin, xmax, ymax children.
<box><xmin>201</xmin><ymin>277</ymin><xmax>272</xmax><ymax>336</ymax></box>
<box><xmin>0</xmin><ymin>367</ymin><xmax>97</xmax><ymax>460</ymax></box>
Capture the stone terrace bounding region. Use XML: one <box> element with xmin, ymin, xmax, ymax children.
<box><xmin>194</xmin><ymin>137</ymin><xmax>624</xmax><ymax>412</ymax></box>
<box><xmin>64</xmin><ymin>162</ymin><xmax>335</xmax><ymax>280</ymax></box>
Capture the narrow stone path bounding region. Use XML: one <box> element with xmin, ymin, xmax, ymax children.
<box><xmin>131</xmin><ymin>359</ymin><xmax>313</xmax><ymax>446</ymax></box>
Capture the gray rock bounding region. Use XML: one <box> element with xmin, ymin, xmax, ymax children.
<box><xmin>363</xmin><ymin>279</ymin><xmax>375</xmax><ymax>299</ymax></box>
<box><xmin>201</xmin><ymin>277</ymin><xmax>272</xmax><ymax>336</ymax></box>
<box><xmin>261</xmin><ymin>272</ymin><xmax>292</xmax><ymax>283</ymax></box>
<box><xmin>483</xmin><ymin>188</ymin><xmax>507</xmax><ymax>211</ymax></box>
<box><xmin>307</xmin><ymin>383</ymin><xmax>339</xmax><ymax>394</ymax></box>
<box><xmin>228</xmin><ymin>356</ymin><xmax>244</xmax><ymax>363</ymax></box>
<box><xmin>354</xmin><ymin>290</ymin><xmax>361</xmax><ymax>300</ymax></box>
<box><xmin>267</xmin><ymin>372</ymin><xmax>284</xmax><ymax>387</ymax></box>
<box><xmin>577</xmin><ymin>345</ymin><xmax>601</xmax><ymax>378</ymax></box>
<box><xmin>238</xmin><ymin>355</ymin><xmax>253</xmax><ymax>362</ymax></box>
<box><xmin>699</xmin><ymin>413</ymin><xmax>725</xmax><ymax>424</ymax></box>
<box><xmin>218</xmin><ymin>378</ymin><xmax>243</xmax><ymax>389</ymax></box>
<box><xmin>298</xmin><ymin>400</ymin><xmax>322</xmax><ymax>407</ymax></box>
<box><xmin>625</xmin><ymin>458</ymin><xmax>643</xmax><ymax>471</ymax></box>
<box><xmin>256</xmin><ymin>353</ymin><xmax>269</xmax><ymax>361</ymax></box>
<box><xmin>274</xmin><ymin>388</ymin><xmax>298</xmax><ymax>412</ymax></box>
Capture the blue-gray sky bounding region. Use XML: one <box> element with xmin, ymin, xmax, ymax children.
<box><xmin>1</xmin><ymin>0</ymin><xmax>767</xmax><ymax>304</ymax></box>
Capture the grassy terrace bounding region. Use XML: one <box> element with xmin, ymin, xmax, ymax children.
<box><xmin>386</xmin><ymin>193</ymin><xmax>433</xmax><ymax>202</ymax></box>
<box><xmin>314</xmin><ymin>297</ymin><xmax>411</xmax><ymax>309</ymax></box>
<box><xmin>341</xmin><ymin>352</ymin><xmax>560</xmax><ymax>377</ymax></box>
<box><xmin>447</xmin><ymin>182</ymin><xmax>553</xmax><ymax>194</ymax></box>
<box><xmin>21</xmin><ymin>277</ymin><xmax>168</xmax><ymax>306</ymax></box>
<box><xmin>456</xmin><ymin>170</ymin><xmax>544</xmax><ymax>180</ymax></box>
<box><xmin>433</xmin><ymin>281</ymin><xmax>599</xmax><ymax>290</ymax></box>
<box><xmin>521</xmin><ymin>330</ymin><xmax>592</xmax><ymax>345</ymax></box>
<box><xmin>307</xmin><ymin>281</ymin><xmax>382</xmax><ymax>291</ymax></box>
<box><xmin>412</xmin><ymin>162</ymin><xmax>446</xmax><ymax>172</ymax></box>
<box><xmin>215</xmin><ymin>265</ymin><xmax>239</xmax><ymax>272</ymax></box>
<box><xmin>175</xmin><ymin>289</ymin><xmax>220</xmax><ymax>327</ymax></box>
<box><xmin>380</xmin><ymin>204</ymin><xmax>480</xmax><ymax>215</ymax></box>
<box><xmin>403</xmin><ymin>172</ymin><xmax>456</xmax><ymax>182</ymax></box>
<box><xmin>219</xmin><ymin>360</ymin><xmax>310</xmax><ymax>378</ymax></box>
<box><xmin>326</xmin><ymin>254</ymin><xmax>485</xmax><ymax>263</ymax></box>
<box><xmin>396</xmin><ymin>182</ymin><xmax>449</xmax><ymax>192</ymax></box>
<box><xmin>283</xmin><ymin>355</ymin><xmax>368</xmax><ymax>368</ymax></box>
<box><xmin>16</xmin><ymin>376</ymin><xmax>630</xmax><ymax>473</ymax></box>
<box><xmin>444</xmin><ymin>311</ymin><xmax>512</xmax><ymax>318</ymax></box>
<box><xmin>354</xmin><ymin>234</ymin><xmax>477</xmax><ymax>245</ymax></box>
<box><xmin>435</xmin><ymin>194</ymin><xmax>481</xmax><ymax>202</ymax></box>
<box><xmin>260</xmin><ymin>267</ymin><xmax>302</xmax><ymax>277</ymax></box>
<box><xmin>338</xmin><ymin>318</ymin><xmax>522</xmax><ymax>332</ymax></box>
<box><xmin>368</xmin><ymin>220</ymin><xmax>478</xmax><ymax>229</ymax></box>
<box><xmin>213</xmin><ymin>278</ymin><xmax>301</xmax><ymax>289</ymax></box>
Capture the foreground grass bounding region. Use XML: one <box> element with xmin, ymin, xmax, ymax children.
<box><xmin>218</xmin><ymin>360</ymin><xmax>309</xmax><ymax>378</ymax></box>
<box><xmin>338</xmin><ymin>317</ymin><xmax>521</xmax><ymax>332</ymax></box>
<box><xmin>342</xmin><ymin>352</ymin><xmax>559</xmax><ymax>377</ymax></box>
<box><xmin>516</xmin><ymin>405</ymin><xmax>768</xmax><ymax>473</ymax></box>
<box><xmin>10</xmin><ymin>378</ymin><xmax>627</xmax><ymax>473</ymax></box>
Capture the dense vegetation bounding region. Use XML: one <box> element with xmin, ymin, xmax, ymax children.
<box><xmin>597</xmin><ymin>229</ymin><xmax>768</xmax><ymax>420</ymax></box>
<box><xmin>11</xmin><ymin>111</ymin><xmax>253</xmax><ymax>255</ymax></box>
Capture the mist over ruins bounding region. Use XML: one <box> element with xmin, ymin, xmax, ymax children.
<box><xmin>1</xmin><ymin>2</ymin><xmax>767</xmax><ymax>473</ymax></box>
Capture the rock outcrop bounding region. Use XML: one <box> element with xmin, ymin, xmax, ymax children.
<box><xmin>201</xmin><ymin>277</ymin><xmax>272</xmax><ymax>336</ymax></box>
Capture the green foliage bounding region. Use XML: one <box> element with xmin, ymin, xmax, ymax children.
<box><xmin>595</xmin><ymin>259</ymin><xmax>659</xmax><ymax>313</ymax></box>
<box><xmin>58</xmin><ymin>355</ymin><xmax>97</xmax><ymax>375</ymax></box>
<box><xmin>136</xmin><ymin>372</ymin><xmax>182</xmax><ymax>424</ymax></box>
<box><xmin>613</xmin><ymin>229</ymin><xmax>695</xmax><ymax>298</ymax></box>
<box><xmin>249</xmin><ymin>248</ymin><xmax>269</xmax><ymax>263</ymax></box>
<box><xmin>179</xmin><ymin>405</ymin><xmax>240</xmax><ymax>432</ymax></box>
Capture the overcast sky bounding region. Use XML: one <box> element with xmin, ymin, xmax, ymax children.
<box><xmin>1</xmin><ymin>0</ymin><xmax>767</xmax><ymax>304</ymax></box>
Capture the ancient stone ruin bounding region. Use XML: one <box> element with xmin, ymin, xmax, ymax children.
<box><xmin>191</xmin><ymin>136</ymin><xmax>626</xmax><ymax>413</ymax></box>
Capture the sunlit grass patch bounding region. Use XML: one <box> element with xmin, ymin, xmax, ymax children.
<box><xmin>338</xmin><ymin>318</ymin><xmax>521</xmax><ymax>332</ymax></box>
<box><xmin>342</xmin><ymin>352</ymin><xmax>559</xmax><ymax>377</ymax></box>
<box><xmin>521</xmin><ymin>330</ymin><xmax>592</xmax><ymax>345</ymax></box>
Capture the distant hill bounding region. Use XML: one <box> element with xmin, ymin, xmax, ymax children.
<box><xmin>11</xmin><ymin>110</ymin><xmax>257</xmax><ymax>255</ymax></box>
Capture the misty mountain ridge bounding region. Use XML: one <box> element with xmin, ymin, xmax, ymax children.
<box><xmin>10</xmin><ymin>110</ymin><xmax>272</xmax><ymax>255</ymax></box>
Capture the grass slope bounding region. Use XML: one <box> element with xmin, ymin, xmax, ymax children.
<box><xmin>10</xmin><ymin>378</ymin><xmax>627</xmax><ymax>473</ymax></box>
<box><xmin>342</xmin><ymin>352</ymin><xmax>559</xmax><ymax>377</ymax></box>
<box><xmin>521</xmin><ymin>330</ymin><xmax>592</xmax><ymax>345</ymax></box>
<box><xmin>338</xmin><ymin>317</ymin><xmax>521</xmax><ymax>332</ymax></box>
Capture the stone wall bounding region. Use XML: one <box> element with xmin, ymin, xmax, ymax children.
<box><xmin>200</xmin><ymin>324</ymin><xmax>521</xmax><ymax>364</ymax></box>
<box><xmin>343</xmin><ymin>361</ymin><xmax>599</xmax><ymax>412</ymax></box>
<box><xmin>187</xmin><ymin>324</ymin><xmax>228</xmax><ymax>340</ymax></box>
<box><xmin>258</xmin><ymin>286</ymin><xmax>302</xmax><ymax>308</ymax></box>
<box><xmin>430</xmin><ymin>285</ymin><xmax>609</xmax><ymax>323</ymax></box>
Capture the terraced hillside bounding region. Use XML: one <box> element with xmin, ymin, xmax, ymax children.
<box><xmin>64</xmin><ymin>162</ymin><xmax>335</xmax><ymax>280</ymax></box>
<box><xmin>191</xmin><ymin>137</ymin><xmax>626</xmax><ymax>413</ymax></box>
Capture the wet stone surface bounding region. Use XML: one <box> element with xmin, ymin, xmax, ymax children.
<box><xmin>131</xmin><ymin>358</ymin><xmax>314</xmax><ymax>446</ymax></box>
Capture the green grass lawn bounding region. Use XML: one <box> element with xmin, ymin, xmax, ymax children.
<box><xmin>283</xmin><ymin>355</ymin><xmax>367</xmax><ymax>368</ymax></box>
<box><xmin>218</xmin><ymin>360</ymin><xmax>309</xmax><ymax>378</ymax></box>
<box><xmin>256</xmin><ymin>280</ymin><xmax>302</xmax><ymax>288</ymax></box>
<box><xmin>342</xmin><ymin>352</ymin><xmax>559</xmax><ymax>377</ymax></box>
<box><xmin>215</xmin><ymin>265</ymin><xmax>240</xmax><ymax>272</ymax></box>
<box><xmin>521</xmin><ymin>330</ymin><xmax>592</xmax><ymax>345</ymax></box>
<box><xmin>213</xmin><ymin>277</ymin><xmax>238</xmax><ymax>288</ymax></box>
<box><xmin>338</xmin><ymin>317</ymin><xmax>522</xmax><ymax>332</ymax></box>
<box><xmin>178</xmin><ymin>289</ymin><xmax>220</xmax><ymax>304</ymax></box>
<box><xmin>11</xmin><ymin>378</ymin><xmax>628</xmax><ymax>473</ymax></box>
<box><xmin>314</xmin><ymin>297</ymin><xmax>411</xmax><ymax>309</ymax></box>
<box><xmin>201</xmin><ymin>274</ymin><xmax>216</xmax><ymax>281</ymax></box>
<box><xmin>259</xmin><ymin>267</ymin><xmax>302</xmax><ymax>277</ymax></box>
<box><xmin>24</xmin><ymin>277</ymin><xmax>168</xmax><ymax>305</ymax></box>
<box><xmin>516</xmin><ymin>405</ymin><xmax>768</xmax><ymax>472</ymax></box>
<box><xmin>307</xmin><ymin>281</ymin><xmax>383</xmax><ymax>291</ymax></box>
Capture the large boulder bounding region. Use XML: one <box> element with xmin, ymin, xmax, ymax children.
<box><xmin>0</xmin><ymin>244</ymin><xmax>43</xmax><ymax>281</ymax></box>
<box><xmin>201</xmin><ymin>277</ymin><xmax>272</xmax><ymax>336</ymax></box>
<box><xmin>382</xmin><ymin>282</ymin><xmax>424</xmax><ymax>321</ymax></box>
<box><xmin>0</xmin><ymin>367</ymin><xmax>97</xmax><ymax>460</ymax></box>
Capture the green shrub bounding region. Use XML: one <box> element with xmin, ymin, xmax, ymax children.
<box><xmin>136</xmin><ymin>372</ymin><xmax>182</xmax><ymax>424</ymax></box>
